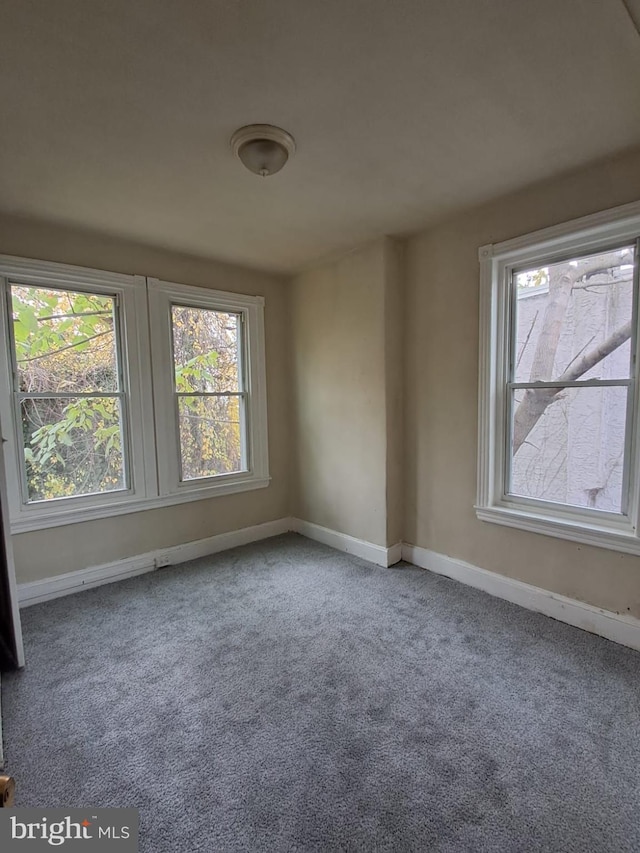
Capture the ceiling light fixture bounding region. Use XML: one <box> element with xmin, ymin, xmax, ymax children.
<box><xmin>230</xmin><ymin>124</ymin><xmax>296</xmax><ymax>177</ymax></box>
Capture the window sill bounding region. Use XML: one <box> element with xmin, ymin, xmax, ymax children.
<box><xmin>10</xmin><ymin>476</ymin><xmax>271</xmax><ymax>534</ymax></box>
<box><xmin>475</xmin><ymin>504</ymin><xmax>640</xmax><ymax>556</ymax></box>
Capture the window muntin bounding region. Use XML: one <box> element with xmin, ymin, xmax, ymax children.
<box><xmin>170</xmin><ymin>305</ymin><xmax>246</xmax><ymax>480</ymax></box>
<box><xmin>506</xmin><ymin>246</ymin><xmax>636</xmax><ymax>515</ymax></box>
<box><xmin>8</xmin><ymin>284</ymin><xmax>129</xmax><ymax>503</ymax></box>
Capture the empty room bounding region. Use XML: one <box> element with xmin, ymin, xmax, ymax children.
<box><xmin>0</xmin><ymin>1</ymin><xmax>639</xmax><ymax>850</ymax></box>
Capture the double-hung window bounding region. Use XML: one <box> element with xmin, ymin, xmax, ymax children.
<box><xmin>0</xmin><ymin>257</ymin><xmax>269</xmax><ymax>532</ymax></box>
<box><xmin>148</xmin><ymin>279</ymin><xmax>269</xmax><ymax>499</ymax></box>
<box><xmin>477</xmin><ymin>201</ymin><xmax>640</xmax><ymax>554</ymax></box>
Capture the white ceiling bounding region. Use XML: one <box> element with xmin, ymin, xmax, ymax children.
<box><xmin>1</xmin><ymin>0</ymin><xmax>639</xmax><ymax>272</ymax></box>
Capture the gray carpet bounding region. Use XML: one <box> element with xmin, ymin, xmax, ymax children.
<box><xmin>2</xmin><ymin>533</ymin><xmax>639</xmax><ymax>852</ymax></box>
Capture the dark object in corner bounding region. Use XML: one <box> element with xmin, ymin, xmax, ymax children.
<box><xmin>0</xmin><ymin>776</ymin><xmax>15</xmax><ymax>807</ymax></box>
<box><xmin>0</xmin><ymin>497</ymin><xmax>20</xmax><ymax>671</ymax></box>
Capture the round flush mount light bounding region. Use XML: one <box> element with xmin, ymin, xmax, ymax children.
<box><xmin>230</xmin><ymin>124</ymin><xmax>296</xmax><ymax>177</ymax></box>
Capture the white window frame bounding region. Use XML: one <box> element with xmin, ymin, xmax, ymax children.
<box><xmin>477</xmin><ymin>200</ymin><xmax>640</xmax><ymax>556</ymax></box>
<box><xmin>0</xmin><ymin>257</ymin><xmax>157</xmax><ymax>532</ymax></box>
<box><xmin>147</xmin><ymin>278</ymin><xmax>269</xmax><ymax>502</ymax></box>
<box><xmin>0</xmin><ymin>257</ymin><xmax>270</xmax><ymax>533</ymax></box>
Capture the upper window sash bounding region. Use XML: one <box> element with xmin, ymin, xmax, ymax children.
<box><xmin>477</xmin><ymin>200</ymin><xmax>640</xmax><ymax>555</ymax></box>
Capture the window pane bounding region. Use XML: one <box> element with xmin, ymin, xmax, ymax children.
<box><xmin>513</xmin><ymin>246</ymin><xmax>635</xmax><ymax>383</ymax></box>
<box><xmin>171</xmin><ymin>306</ymin><xmax>240</xmax><ymax>393</ymax></box>
<box><xmin>11</xmin><ymin>285</ymin><xmax>119</xmax><ymax>393</ymax></box>
<box><xmin>509</xmin><ymin>386</ymin><xmax>627</xmax><ymax>512</ymax></box>
<box><xmin>21</xmin><ymin>397</ymin><xmax>126</xmax><ymax>502</ymax></box>
<box><xmin>178</xmin><ymin>395</ymin><xmax>243</xmax><ymax>480</ymax></box>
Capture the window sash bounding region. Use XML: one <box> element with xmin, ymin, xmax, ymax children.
<box><xmin>15</xmin><ymin>392</ymin><xmax>130</xmax><ymax>504</ymax></box>
<box><xmin>507</xmin><ymin>241</ymin><xmax>637</xmax><ymax>389</ymax></box>
<box><xmin>8</xmin><ymin>283</ymin><xmax>125</xmax><ymax>394</ymax></box>
<box><xmin>174</xmin><ymin>391</ymin><xmax>249</xmax><ymax>481</ymax></box>
<box><xmin>504</xmin><ymin>385</ymin><xmax>632</xmax><ymax>515</ymax></box>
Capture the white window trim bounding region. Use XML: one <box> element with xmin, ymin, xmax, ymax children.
<box><xmin>477</xmin><ymin>199</ymin><xmax>640</xmax><ymax>555</ymax></box>
<box><xmin>147</xmin><ymin>278</ymin><xmax>269</xmax><ymax>502</ymax></box>
<box><xmin>0</xmin><ymin>256</ymin><xmax>270</xmax><ymax>534</ymax></box>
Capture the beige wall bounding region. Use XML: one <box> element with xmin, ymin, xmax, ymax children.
<box><xmin>404</xmin><ymin>146</ymin><xmax>640</xmax><ymax>618</ymax></box>
<box><xmin>0</xmin><ymin>215</ymin><xmax>291</xmax><ymax>583</ymax></box>
<box><xmin>291</xmin><ymin>239</ymin><xmax>402</xmax><ymax>548</ymax></box>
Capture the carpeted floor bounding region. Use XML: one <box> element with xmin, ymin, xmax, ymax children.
<box><xmin>2</xmin><ymin>533</ymin><xmax>639</xmax><ymax>852</ymax></box>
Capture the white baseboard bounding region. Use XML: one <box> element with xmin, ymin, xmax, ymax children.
<box><xmin>18</xmin><ymin>517</ymin><xmax>294</xmax><ymax>607</ymax></box>
<box><xmin>292</xmin><ymin>518</ymin><xmax>401</xmax><ymax>568</ymax></box>
<box><xmin>19</xmin><ymin>515</ymin><xmax>637</xmax><ymax>653</ymax></box>
<box><xmin>402</xmin><ymin>543</ymin><xmax>640</xmax><ymax>653</ymax></box>
<box><xmin>387</xmin><ymin>542</ymin><xmax>403</xmax><ymax>566</ymax></box>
